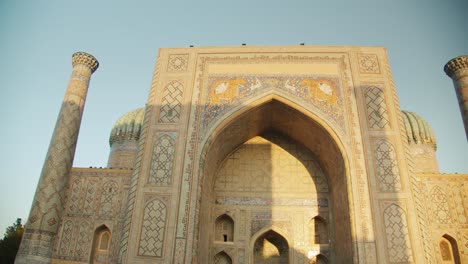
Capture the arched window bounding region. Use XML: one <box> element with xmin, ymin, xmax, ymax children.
<box><xmin>309</xmin><ymin>216</ymin><xmax>328</xmax><ymax>245</ymax></box>
<box><xmin>99</xmin><ymin>231</ymin><xmax>110</xmax><ymax>250</ymax></box>
<box><xmin>213</xmin><ymin>251</ymin><xmax>232</xmax><ymax>264</ymax></box>
<box><xmin>90</xmin><ymin>225</ymin><xmax>111</xmax><ymax>264</ymax></box>
<box><xmin>215</xmin><ymin>214</ymin><xmax>234</xmax><ymax>242</ymax></box>
<box><xmin>440</xmin><ymin>234</ymin><xmax>461</xmax><ymax>264</ymax></box>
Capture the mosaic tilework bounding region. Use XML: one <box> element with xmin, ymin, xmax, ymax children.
<box><xmin>28</xmin><ymin>101</ymin><xmax>82</xmax><ymax>231</ymax></box>
<box><xmin>168</xmin><ymin>54</ymin><xmax>189</xmax><ymax>72</ymax></box>
<box><xmin>203</xmin><ymin>75</ymin><xmax>344</xmax><ymax>131</ymax></box>
<box><xmin>215</xmin><ymin>135</ymin><xmax>329</xmax><ymax>194</ymax></box>
<box><xmin>383</xmin><ymin>204</ymin><xmax>413</xmax><ymax>263</ymax></box>
<box><xmin>119</xmin><ymin>57</ymin><xmax>160</xmax><ymax>262</ymax></box>
<box><xmin>451</xmin><ymin>185</ymin><xmax>467</xmax><ymax>224</ymax></box>
<box><xmin>158</xmin><ymin>80</ymin><xmax>183</xmax><ymax>123</ymax></box>
<box><xmin>375</xmin><ymin>140</ymin><xmax>402</xmax><ymax>192</ymax></box>
<box><xmin>365</xmin><ymin>86</ymin><xmax>390</xmax><ymax>129</ymax></box>
<box><xmin>463</xmin><ymin>232</ymin><xmax>468</xmax><ymax>255</ymax></box>
<box><xmin>430</xmin><ymin>186</ymin><xmax>451</xmax><ymax>224</ymax></box>
<box><xmin>100</xmin><ymin>181</ymin><xmax>119</xmax><ymax>216</ymax></box>
<box><xmin>148</xmin><ymin>133</ymin><xmax>177</xmax><ymax>185</ymax></box>
<box><xmin>358</xmin><ymin>53</ymin><xmax>380</xmax><ymax>74</ymax></box>
<box><xmin>73</xmin><ymin>220</ymin><xmax>90</xmax><ymax>259</ymax></box>
<box><xmin>59</xmin><ymin>220</ymin><xmax>74</xmax><ymax>256</ymax></box>
<box><xmin>83</xmin><ymin>180</ymin><xmax>98</xmax><ymax>215</ymax></box>
<box><xmin>138</xmin><ymin>199</ymin><xmax>167</xmax><ymax>257</ymax></box>
<box><xmin>384</xmin><ymin>56</ymin><xmax>434</xmax><ymax>262</ymax></box>
<box><xmin>67</xmin><ymin>179</ymin><xmax>82</xmax><ymax>214</ymax></box>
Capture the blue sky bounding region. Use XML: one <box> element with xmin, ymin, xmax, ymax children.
<box><xmin>1</xmin><ymin>0</ymin><xmax>467</xmax><ymax>232</ymax></box>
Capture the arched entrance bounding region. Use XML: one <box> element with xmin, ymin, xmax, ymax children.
<box><xmin>253</xmin><ymin>230</ymin><xmax>289</xmax><ymax>263</ymax></box>
<box><xmin>197</xmin><ymin>97</ymin><xmax>353</xmax><ymax>263</ymax></box>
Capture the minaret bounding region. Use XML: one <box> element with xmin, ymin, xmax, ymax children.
<box><xmin>15</xmin><ymin>52</ymin><xmax>98</xmax><ymax>264</ymax></box>
<box><xmin>444</xmin><ymin>55</ymin><xmax>468</xmax><ymax>141</ymax></box>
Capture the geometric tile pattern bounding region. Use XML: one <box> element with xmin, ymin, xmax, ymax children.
<box><xmin>138</xmin><ymin>199</ymin><xmax>167</xmax><ymax>257</ymax></box>
<box><xmin>430</xmin><ymin>186</ymin><xmax>451</xmax><ymax>224</ymax></box>
<box><xmin>214</xmin><ymin>251</ymin><xmax>232</xmax><ymax>264</ymax></box>
<box><xmin>74</xmin><ymin>220</ymin><xmax>90</xmax><ymax>259</ymax></box>
<box><xmin>148</xmin><ymin>133</ymin><xmax>177</xmax><ymax>185</ymax></box>
<box><xmin>67</xmin><ymin>179</ymin><xmax>82</xmax><ymax>214</ymax></box>
<box><xmin>365</xmin><ymin>86</ymin><xmax>390</xmax><ymax>129</ymax></box>
<box><xmin>158</xmin><ymin>80</ymin><xmax>183</xmax><ymax>123</ymax></box>
<box><xmin>83</xmin><ymin>180</ymin><xmax>97</xmax><ymax>215</ymax></box>
<box><xmin>215</xmin><ymin>134</ymin><xmax>329</xmax><ymax>194</ymax></box>
<box><xmin>100</xmin><ymin>181</ymin><xmax>119</xmax><ymax>216</ymax></box>
<box><xmin>451</xmin><ymin>185</ymin><xmax>467</xmax><ymax>224</ymax></box>
<box><xmin>383</xmin><ymin>204</ymin><xmax>413</xmax><ymax>263</ymax></box>
<box><xmin>29</xmin><ymin>101</ymin><xmax>82</xmax><ymax>232</ymax></box>
<box><xmin>463</xmin><ymin>233</ymin><xmax>468</xmax><ymax>254</ymax></box>
<box><xmin>59</xmin><ymin>220</ymin><xmax>74</xmax><ymax>257</ymax></box>
<box><xmin>358</xmin><ymin>53</ymin><xmax>380</xmax><ymax>74</ymax></box>
<box><xmin>375</xmin><ymin>140</ymin><xmax>402</xmax><ymax>192</ymax></box>
<box><xmin>167</xmin><ymin>54</ymin><xmax>189</xmax><ymax>72</ymax></box>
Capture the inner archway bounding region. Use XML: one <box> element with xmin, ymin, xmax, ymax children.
<box><xmin>253</xmin><ymin>230</ymin><xmax>289</xmax><ymax>264</ymax></box>
<box><xmin>197</xmin><ymin>98</ymin><xmax>353</xmax><ymax>263</ymax></box>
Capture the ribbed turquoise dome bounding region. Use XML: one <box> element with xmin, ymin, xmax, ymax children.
<box><xmin>109</xmin><ymin>107</ymin><xmax>145</xmax><ymax>146</ymax></box>
<box><xmin>401</xmin><ymin>111</ymin><xmax>436</xmax><ymax>149</ymax></box>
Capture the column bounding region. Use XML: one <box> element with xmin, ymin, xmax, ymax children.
<box><xmin>444</xmin><ymin>55</ymin><xmax>468</xmax><ymax>141</ymax></box>
<box><xmin>15</xmin><ymin>52</ymin><xmax>99</xmax><ymax>264</ymax></box>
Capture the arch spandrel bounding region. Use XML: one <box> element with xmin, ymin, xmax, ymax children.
<box><xmin>200</xmin><ymin>82</ymin><xmax>348</xmax><ymax>140</ymax></box>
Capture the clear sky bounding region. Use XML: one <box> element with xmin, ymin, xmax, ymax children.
<box><xmin>1</xmin><ymin>0</ymin><xmax>467</xmax><ymax>232</ymax></box>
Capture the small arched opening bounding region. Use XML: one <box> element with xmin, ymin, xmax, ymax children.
<box><xmin>89</xmin><ymin>225</ymin><xmax>111</xmax><ymax>264</ymax></box>
<box><xmin>213</xmin><ymin>251</ymin><xmax>232</xmax><ymax>264</ymax></box>
<box><xmin>309</xmin><ymin>216</ymin><xmax>328</xmax><ymax>245</ymax></box>
<box><xmin>253</xmin><ymin>229</ymin><xmax>289</xmax><ymax>264</ymax></box>
<box><xmin>215</xmin><ymin>214</ymin><xmax>234</xmax><ymax>242</ymax></box>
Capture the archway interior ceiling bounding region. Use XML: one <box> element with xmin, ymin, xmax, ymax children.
<box><xmin>204</xmin><ymin>100</ymin><xmax>345</xmax><ymax>194</ymax></box>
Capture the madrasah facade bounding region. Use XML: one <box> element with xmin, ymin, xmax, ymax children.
<box><xmin>14</xmin><ymin>46</ymin><xmax>468</xmax><ymax>264</ymax></box>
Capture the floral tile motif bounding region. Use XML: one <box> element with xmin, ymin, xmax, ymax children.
<box><xmin>202</xmin><ymin>75</ymin><xmax>344</xmax><ymax>131</ymax></box>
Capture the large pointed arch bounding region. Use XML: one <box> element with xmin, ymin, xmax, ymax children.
<box><xmin>194</xmin><ymin>94</ymin><xmax>355</xmax><ymax>263</ymax></box>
